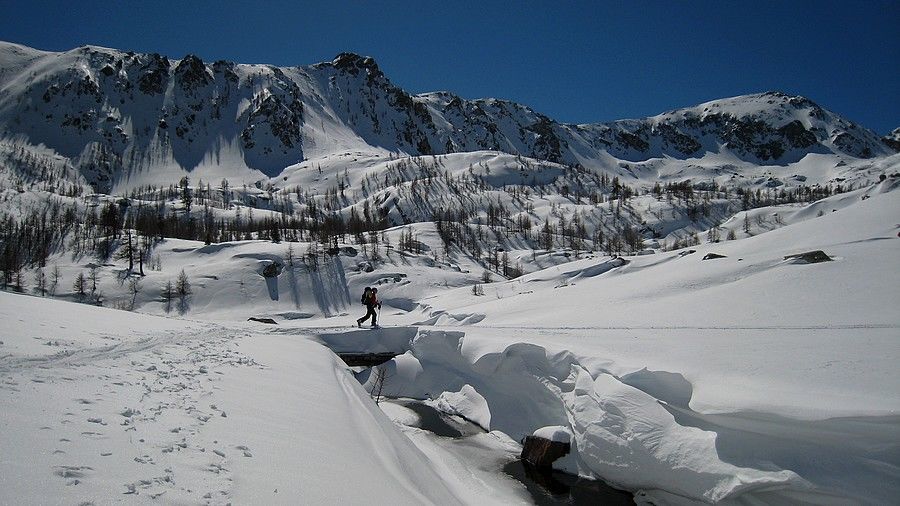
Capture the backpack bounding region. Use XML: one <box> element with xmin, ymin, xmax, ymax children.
<box><xmin>361</xmin><ymin>287</ymin><xmax>371</xmax><ymax>305</ymax></box>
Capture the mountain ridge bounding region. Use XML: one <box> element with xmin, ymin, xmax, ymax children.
<box><xmin>0</xmin><ymin>41</ymin><xmax>896</xmax><ymax>192</ymax></box>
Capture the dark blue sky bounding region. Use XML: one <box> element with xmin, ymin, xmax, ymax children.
<box><xmin>1</xmin><ymin>0</ymin><xmax>897</xmax><ymax>133</ymax></box>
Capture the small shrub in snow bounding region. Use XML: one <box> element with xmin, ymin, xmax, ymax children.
<box><xmin>34</xmin><ymin>267</ymin><xmax>46</xmax><ymax>296</ymax></box>
<box><xmin>127</xmin><ymin>277</ymin><xmax>142</xmax><ymax>310</ymax></box>
<box><xmin>285</xmin><ymin>244</ymin><xmax>294</xmax><ymax>266</ymax></box>
<box><xmin>176</xmin><ymin>270</ymin><xmax>191</xmax><ymax>297</ymax></box>
<box><xmin>49</xmin><ymin>264</ymin><xmax>61</xmax><ymax>295</ymax></box>
<box><xmin>161</xmin><ymin>279</ymin><xmax>174</xmax><ymax>313</ymax></box>
<box><xmin>73</xmin><ymin>272</ymin><xmax>86</xmax><ymax>300</ymax></box>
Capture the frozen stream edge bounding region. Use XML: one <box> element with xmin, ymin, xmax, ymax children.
<box><xmin>317</xmin><ymin>326</ymin><xmax>897</xmax><ymax>504</ymax></box>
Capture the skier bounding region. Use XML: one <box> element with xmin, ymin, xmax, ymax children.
<box><xmin>357</xmin><ymin>287</ymin><xmax>381</xmax><ymax>328</ymax></box>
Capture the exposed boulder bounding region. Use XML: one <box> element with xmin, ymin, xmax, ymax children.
<box><xmin>784</xmin><ymin>250</ymin><xmax>832</xmax><ymax>263</ymax></box>
<box><xmin>521</xmin><ymin>426</ymin><xmax>571</xmax><ymax>468</ymax></box>
<box><xmin>328</xmin><ymin>246</ymin><xmax>359</xmax><ymax>257</ymax></box>
<box><xmin>261</xmin><ymin>261</ymin><xmax>283</xmax><ymax>278</ymax></box>
<box><xmin>248</xmin><ymin>317</ymin><xmax>278</xmax><ymax>325</ymax></box>
<box><xmin>702</xmin><ymin>253</ymin><xmax>727</xmax><ymax>260</ymax></box>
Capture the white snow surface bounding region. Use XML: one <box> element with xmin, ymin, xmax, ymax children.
<box><xmin>0</xmin><ymin>292</ymin><xmax>466</xmax><ymax>505</ymax></box>
<box><xmin>1</xmin><ymin>180</ymin><xmax>898</xmax><ymax>504</ymax></box>
<box><xmin>430</xmin><ymin>384</ymin><xmax>491</xmax><ymax>431</ymax></box>
<box><xmin>532</xmin><ymin>425</ymin><xmax>571</xmax><ymax>443</ymax></box>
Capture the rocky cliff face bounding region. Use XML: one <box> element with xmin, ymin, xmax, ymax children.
<box><xmin>0</xmin><ymin>41</ymin><xmax>895</xmax><ymax>191</ymax></box>
<box><xmin>882</xmin><ymin>127</ymin><xmax>900</xmax><ymax>152</ymax></box>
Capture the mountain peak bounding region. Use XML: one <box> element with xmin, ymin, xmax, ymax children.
<box><xmin>331</xmin><ymin>52</ymin><xmax>380</xmax><ymax>74</ymax></box>
<box><xmin>759</xmin><ymin>91</ymin><xmax>820</xmax><ymax>109</ymax></box>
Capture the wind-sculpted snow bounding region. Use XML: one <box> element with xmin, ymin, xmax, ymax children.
<box><xmin>320</xmin><ymin>327</ymin><xmax>811</xmax><ymax>503</ymax></box>
<box><xmin>559</xmin><ymin>369</ymin><xmax>802</xmax><ymax>502</ymax></box>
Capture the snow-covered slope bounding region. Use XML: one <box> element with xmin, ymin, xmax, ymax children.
<box><xmin>3</xmin><ymin>177</ymin><xmax>895</xmax><ymax>504</ymax></box>
<box><xmin>0</xmin><ymin>41</ymin><xmax>896</xmax><ymax>193</ymax></box>
<box><xmin>0</xmin><ymin>292</ymin><xmax>481</xmax><ymax>505</ymax></box>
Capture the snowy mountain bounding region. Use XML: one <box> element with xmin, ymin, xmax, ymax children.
<box><xmin>0</xmin><ymin>41</ymin><xmax>896</xmax><ymax>192</ymax></box>
<box><xmin>1</xmin><ymin>40</ymin><xmax>899</xmax><ymax>505</ymax></box>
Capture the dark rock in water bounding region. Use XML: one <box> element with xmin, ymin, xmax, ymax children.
<box><xmin>521</xmin><ymin>436</ymin><xmax>571</xmax><ymax>468</ymax></box>
<box><xmin>702</xmin><ymin>253</ymin><xmax>727</xmax><ymax>260</ymax></box>
<box><xmin>248</xmin><ymin>317</ymin><xmax>278</xmax><ymax>325</ymax></box>
<box><xmin>784</xmin><ymin>250</ymin><xmax>832</xmax><ymax>263</ymax></box>
<box><xmin>262</xmin><ymin>261</ymin><xmax>283</xmax><ymax>278</ymax></box>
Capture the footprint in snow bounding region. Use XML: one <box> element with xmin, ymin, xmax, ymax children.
<box><xmin>207</xmin><ymin>462</ymin><xmax>226</xmax><ymax>474</ymax></box>
<box><xmin>54</xmin><ymin>465</ymin><xmax>92</xmax><ymax>479</ymax></box>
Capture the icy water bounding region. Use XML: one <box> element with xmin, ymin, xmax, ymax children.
<box><xmin>387</xmin><ymin>399</ymin><xmax>635</xmax><ymax>505</ymax></box>
<box><xmin>502</xmin><ymin>461</ymin><xmax>634</xmax><ymax>506</ymax></box>
<box><xmin>397</xmin><ymin>399</ymin><xmax>476</xmax><ymax>438</ymax></box>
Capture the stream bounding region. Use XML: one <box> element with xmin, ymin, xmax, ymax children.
<box><xmin>382</xmin><ymin>398</ymin><xmax>635</xmax><ymax>505</ymax></box>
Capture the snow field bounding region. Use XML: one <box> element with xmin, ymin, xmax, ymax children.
<box><xmin>0</xmin><ymin>293</ymin><xmax>479</xmax><ymax>504</ymax></box>
<box><xmin>0</xmin><ymin>169</ymin><xmax>897</xmax><ymax>504</ymax></box>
